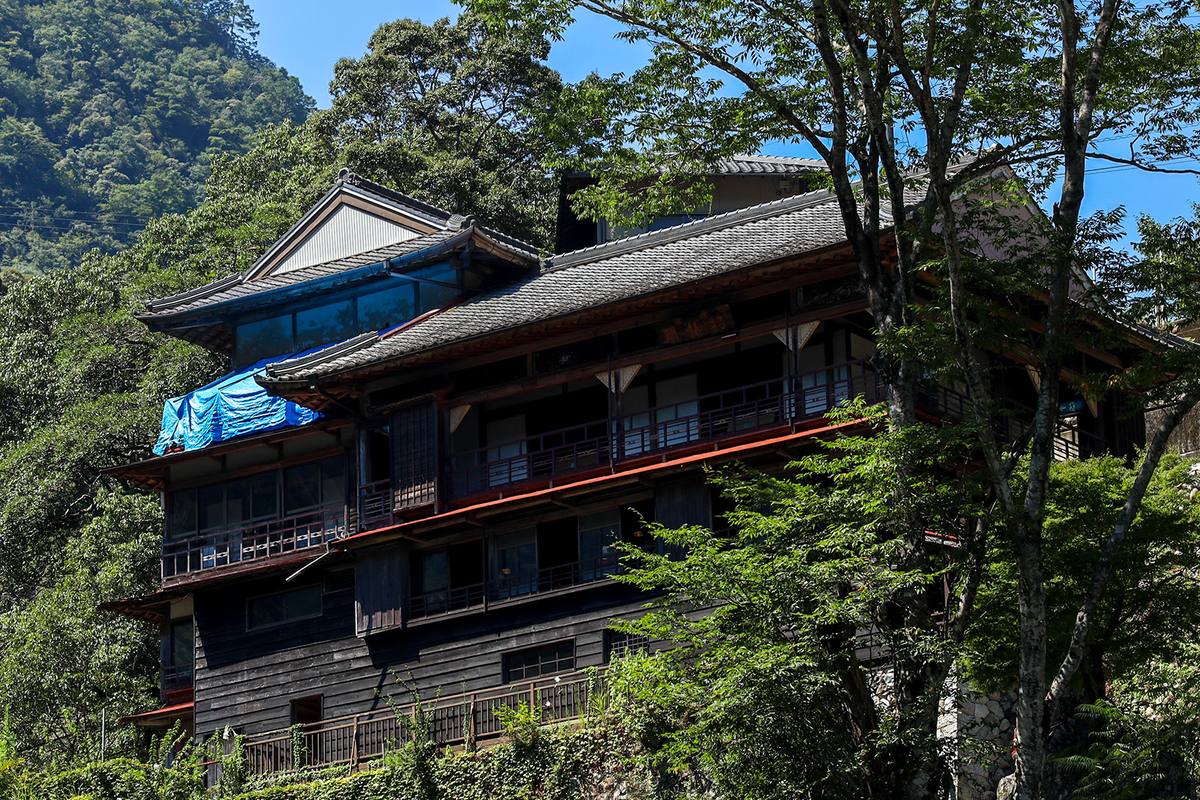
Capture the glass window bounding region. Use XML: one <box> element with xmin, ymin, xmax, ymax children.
<box><xmin>579</xmin><ymin>510</ymin><xmax>620</xmax><ymax>578</ymax></box>
<box><xmin>236</xmin><ymin>315</ymin><xmax>294</xmax><ymax>366</ymax></box>
<box><xmin>605</xmin><ymin>630</ymin><xmax>650</xmax><ymax>662</ymax></box>
<box><xmin>412</xmin><ymin>265</ymin><xmax>460</xmax><ymax>311</ymax></box>
<box><xmin>358</xmin><ymin>284</ymin><xmax>417</xmax><ymax>332</ymax></box>
<box><xmin>320</xmin><ymin>458</ymin><xmax>345</xmax><ymax>506</ymax></box>
<box><xmin>250</xmin><ymin>472</ymin><xmax>278</xmax><ymax>520</ymax></box>
<box><xmin>170</xmin><ymin>620</ymin><xmax>193</xmax><ymax>667</ymax></box>
<box><xmin>247</xmin><ymin>584</ymin><xmax>323</xmax><ymax>629</ymax></box>
<box><xmin>296</xmin><ymin>300</ymin><xmax>356</xmax><ymax>350</ymax></box>
<box><xmin>198</xmin><ymin>484</ymin><xmax>227</xmax><ymax>533</ymax></box>
<box><xmin>503</xmin><ymin>640</ymin><xmax>575</xmax><ymax>682</ymax></box>
<box><xmin>416</xmin><ymin>551</ymin><xmax>448</xmax><ymax>595</ymax></box>
<box><xmin>169</xmin><ymin>490</ymin><xmax>197</xmax><ymax>540</ymax></box>
<box><xmin>491</xmin><ymin>528</ymin><xmax>538</xmax><ymax>599</ymax></box>
<box><xmin>284</xmin><ymin>457</ymin><xmax>344</xmax><ymax>515</ymax></box>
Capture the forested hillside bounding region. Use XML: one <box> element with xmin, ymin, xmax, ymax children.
<box><xmin>0</xmin><ymin>0</ymin><xmax>313</xmax><ymax>274</ymax></box>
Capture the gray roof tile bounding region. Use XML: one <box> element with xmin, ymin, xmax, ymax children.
<box><xmin>261</xmin><ymin>188</ymin><xmax>857</xmax><ymax>384</ymax></box>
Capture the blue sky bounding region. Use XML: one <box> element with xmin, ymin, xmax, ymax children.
<box><xmin>247</xmin><ymin>0</ymin><xmax>1199</xmax><ymax>249</ymax></box>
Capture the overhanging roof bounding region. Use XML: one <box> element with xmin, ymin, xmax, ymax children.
<box><xmin>258</xmin><ymin>187</ymin><xmax>865</xmax><ymax>389</ymax></box>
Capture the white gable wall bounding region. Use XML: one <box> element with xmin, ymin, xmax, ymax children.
<box><xmin>270</xmin><ymin>205</ymin><xmax>423</xmax><ymax>275</ymax></box>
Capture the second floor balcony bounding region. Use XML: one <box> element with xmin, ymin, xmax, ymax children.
<box><xmin>446</xmin><ymin>359</ymin><xmax>882</xmax><ymax>502</ymax></box>
<box><xmin>162</xmin><ymin>505</ymin><xmax>347</xmax><ymax>583</ymax></box>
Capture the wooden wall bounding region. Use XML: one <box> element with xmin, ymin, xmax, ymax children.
<box><xmin>191</xmin><ymin>572</ymin><xmax>647</xmax><ymax>738</ymax></box>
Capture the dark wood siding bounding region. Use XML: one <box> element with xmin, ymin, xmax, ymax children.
<box><xmin>655</xmin><ymin>477</ymin><xmax>712</xmax><ymax>529</ymax></box>
<box><xmin>354</xmin><ymin>547</ymin><xmax>405</xmax><ymax>637</ymax></box>
<box><xmin>392</xmin><ymin>402</ymin><xmax>438</xmax><ymax>510</ymax></box>
<box><xmin>191</xmin><ymin>574</ymin><xmax>645</xmax><ymax>739</ymax></box>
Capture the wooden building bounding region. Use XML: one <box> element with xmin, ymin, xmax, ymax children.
<box><xmin>105</xmin><ymin>162</ymin><xmax>1158</xmax><ymax>769</ymax></box>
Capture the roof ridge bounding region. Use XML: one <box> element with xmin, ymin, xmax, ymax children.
<box><xmin>144</xmin><ymin>272</ymin><xmax>242</xmax><ymax>313</ymax></box>
<box><xmin>261</xmin><ymin>332</ymin><xmax>380</xmax><ymax>379</ymax></box>
<box><xmin>544</xmin><ymin>186</ymin><xmax>840</xmax><ymax>273</ymax></box>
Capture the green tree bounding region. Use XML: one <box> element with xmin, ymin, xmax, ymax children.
<box><xmin>320</xmin><ymin>13</ymin><xmax>563</xmax><ymax>247</ymax></box>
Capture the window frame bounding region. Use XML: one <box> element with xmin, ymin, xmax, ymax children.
<box><xmin>245</xmin><ymin>583</ymin><xmax>325</xmax><ymax>632</ymax></box>
<box><xmin>501</xmin><ymin>638</ymin><xmax>576</xmax><ymax>683</ymax></box>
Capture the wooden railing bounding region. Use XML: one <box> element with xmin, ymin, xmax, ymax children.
<box><xmin>407</xmin><ymin>554</ymin><xmax>620</xmax><ymax>622</ymax></box>
<box><xmin>160</xmin><ymin>664</ymin><xmax>193</xmax><ymax>693</ymax></box>
<box><xmin>448</xmin><ymin>360</ymin><xmax>882</xmax><ymax>499</ymax></box>
<box><xmin>237</xmin><ymin>670</ymin><xmax>606</xmax><ymax>776</ymax></box>
<box><xmin>358</xmin><ymin>480</ymin><xmax>393</xmax><ymax>527</ymax></box>
<box><xmin>161</xmin><ymin>506</ymin><xmax>348</xmax><ymax>581</ymax></box>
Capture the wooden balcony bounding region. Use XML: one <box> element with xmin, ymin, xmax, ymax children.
<box><xmin>406</xmin><ymin>554</ymin><xmax>621</xmax><ymax>623</ymax></box>
<box><xmin>231</xmin><ymin>669</ymin><xmax>606</xmax><ymax>776</ymax></box>
<box><xmin>447</xmin><ymin>359</ymin><xmax>883</xmax><ymax>501</ymax></box>
<box><xmin>161</xmin><ymin>506</ymin><xmax>348</xmax><ymax>583</ymax></box>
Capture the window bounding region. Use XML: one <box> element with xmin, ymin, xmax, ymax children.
<box><xmin>358</xmin><ymin>284</ymin><xmax>417</xmax><ymax>332</ymax></box>
<box><xmin>578</xmin><ymin>510</ymin><xmax>620</xmax><ymax>579</ymax></box>
<box><xmin>236</xmin><ymin>314</ymin><xmax>294</xmax><ymax>366</ymax></box>
<box><xmin>284</xmin><ymin>457</ymin><xmax>345</xmax><ymax>515</ymax></box>
<box><xmin>167</xmin><ymin>457</ymin><xmax>344</xmax><ymax>541</ymax></box>
<box><xmin>232</xmin><ymin>274</ymin><xmax>466</xmax><ymax>367</ymax></box>
<box><xmin>296</xmin><ymin>300</ymin><xmax>355</xmax><ymax>350</ymax></box>
<box><xmin>503</xmin><ymin>640</ymin><xmax>575</xmax><ymax>682</ymax></box>
<box><xmin>605</xmin><ymin>630</ymin><xmax>650</xmax><ymax>662</ymax></box>
<box><xmin>168</xmin><ymin>619</ymin><xmax>193</xmax><ymax>668</ymax></box>
<box><xmin>413</xmin><ymin>265</ymin><xmax>461</xmax><ymax>310</ymax></box>
<box><xmin>247</xmin><ymin>584</ymin><xmax>323</xmax><ymax>629</ymax></box>
<box><xmin>491</xmin><ymin>528</ymin><xmax>537</xmax><ymax>598</ymax></box>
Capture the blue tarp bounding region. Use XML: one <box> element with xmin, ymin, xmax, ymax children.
<box><xmin>154</xmin><ymin>347</ymin><xmax>329</xmax><ymax>455</ymax></box>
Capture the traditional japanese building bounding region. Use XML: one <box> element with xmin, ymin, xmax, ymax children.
<box><xmin>104</xmin><ymin>160</ymin><xmax>1153</xmax><ymax>770</ymax></box>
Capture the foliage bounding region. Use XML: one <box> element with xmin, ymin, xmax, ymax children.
<box><xmin>609</xmin><ymin>406</ymin><xmax>989</xmax><ymax>798</ymax></box>
<box><xmin>964</xmin><ymin>455</ymin><xmax>1200</xmax><ymax>699</ymax></box>
<box><xmin>319</xmin><ymin>13</ymin><xmax>562</xmax><ymax>248</ymax></box>
<box><xmin>0</xmin><ymin>0</ymin><xmax>313</xmax><ymax>273</ymax></box>
<box><xmin>1051</xmin><ymin>700</ymin><xmax>1193</xmax><ymax>800</ymax></box>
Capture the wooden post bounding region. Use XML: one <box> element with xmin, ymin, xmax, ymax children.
<box><xmin>529</xmin><ymin>683</ymin><xmax>538</xmax><ymax>721</ymax></box>
<box><xmin>350</xmin><ymin>715</ymin><xmax>359</xmax><ymax>769</ymax></box>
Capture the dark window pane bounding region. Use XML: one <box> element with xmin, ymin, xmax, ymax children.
<box><xmin>225</xmin><ymin>478</ymin><xmax>251</xmax><ymax>528</ymax></box>
<box><xmin>285</xmin><ymin>462</ymin><xmax>321</xmax><ymax>514</ymax></box>
<box><xmin>251</xmin><ymin>472</ymin><xmax>278</xmax><ymax>520</ymax></box>
<box><xmin>170</xmin><ymin>620</ymin><xmax>193</xmax><ymax>667</ymax></box>
<box><xmin>248</xmin><ymin>592</ymin><xmax>285</xmax><ymax>629</ymax></box>
<box><xmin>358</xmin><ymin>284</ymin><xmax>417</xmax><ymax>332</ymax></box>
<box><xmin>296</xmin><ymin>300</ymin><xmax>355</xmax><ymax>350</ymax></box>
<box><xmin>287</xmin><ymin>584</ymin><xmax>323</xmax><ymax>619</ymax></box>
<box><xmin>321</xmin><ymin>457</ymin><xmax>345</xmax><ymax>506</ymax></box>
<box><xmin>504</xmin><ymin>640</ymin><xmax>575</xmax><ymax>682</ymax></box>
<box><xmin>198</xmin><ymin>485</ymin><xmax>226</xmax><ymax>532</ymax></box>
<box><xmin>236</xmin><ymin>315</ymin><xmax>294</xmax><ymax>366</ymax></box>
<box><xmin>416</xmin><ymin>551</ymin><xmax>448</xmax><ymax>594</ymax></box>
<box><xmin>412</xmin><ymin>265</ymin><xmax>460</xmax><ymax>311</ymax></box>
<box><xmin>169</xmin><ymin>490</ymin><xmax>197</xmax><ymax>540</ymax></box>
<box><xmin>248</xmin><ymin>585</ymin><xmax>322</xmax><ymax>630</ymax></box>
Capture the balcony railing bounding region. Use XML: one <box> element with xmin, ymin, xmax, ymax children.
<box><xmin>229</xmin><ymin>670</ymin><xmax>606</xmax><ymax>777</ymax></box>
<box><xmin>358</xmin><ymin>480</ymin><xmax>393</xmax><ymax>527</ymax></box>
<box><xmin>162</xmin><ymin>506</ymin><xmax>348</xmax><ymax>581</ymax></box>
<box><xmin>449</xmin><ymin>360</ymin><xmax>882</xmax><ymax>499</ymax></box>
<box><xmin>160</xmin><ymin>664</ymin><xmax>193</xmax><ymax>694</ymax></box>
<box><xmin>406</xmin><ymin>554</ymin><xmax>620</xmax><ymax>622</ymax></box>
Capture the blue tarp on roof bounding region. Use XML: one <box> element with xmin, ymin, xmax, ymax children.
<box><xmin>154</xmin><ymin>347</ymin><xmax>330</xmax><ymax>455</ymax></box>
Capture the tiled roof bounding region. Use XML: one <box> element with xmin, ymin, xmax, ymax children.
<box><xmin>261</xmin><ymin>187</ymin><xmax>862</xmax><ymax>385</ymax></box>
<box><xmin>715</xmin><ymin>154</ymin><xmax>829</xmax><ymax>174</ymax></box>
